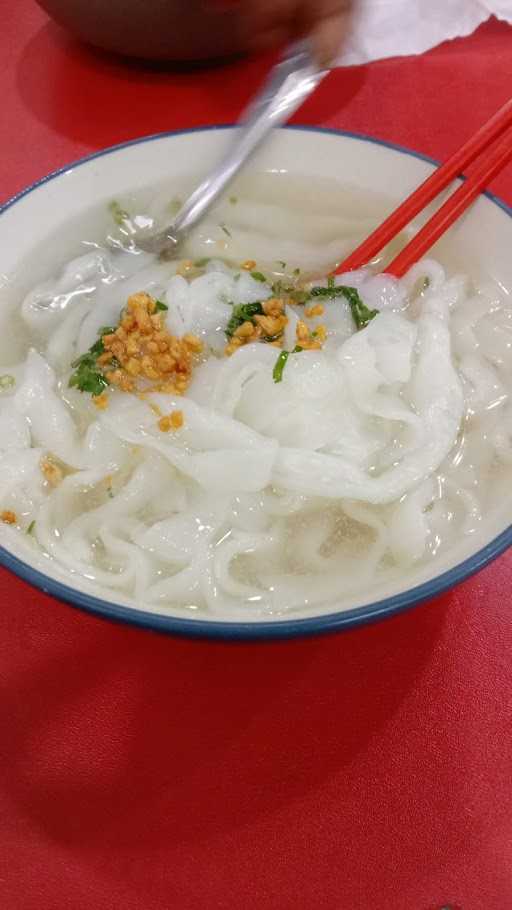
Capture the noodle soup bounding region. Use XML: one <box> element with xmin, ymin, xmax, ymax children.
<box><xmin>1</xmin><ymin>172</ymin><xmax>511</xmax><ymax>621</ymax></box>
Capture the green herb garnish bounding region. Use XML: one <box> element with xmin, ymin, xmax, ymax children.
<box><xmin>343</xmin><ymin>287</ymin><xmax>379</xmax><ymax>330</ymax></box>
<box><xmin>97</xmin><ymin>326</ymin><xmax>117</xmax><ymax>338</ymax></box>
<box><xmin>0</xmin><ymin>374</ymin><xmax>15</xmax><ymax>392</ymax></box>
<box><xmin>220</xmin><ymin>224</ymin><xmax>232</xmax><ymax>238</ymax></box>
<box><xmin>69</xmin><ymin>355</ymin><xmax>109</xmax><ymax>397</ymax></box>
<box><xmin>277</xmin><ymin>261</ymin><xmax>286</xmax><ymax>270</ymax></box>
<box><xmin>311</xmin><ymin>284</ymin><xmax>379</xmax><ymax>330</ymax></box>
<box><xmin>327</xmin><ymin>275</ymin><xmax>335</xmax><ymax>290</ymax></box>
<box><xmin>27</xmin><ymin>520</ymin><xmax>36</xmax><ymax>536</ymax></box>
<box><xmin>225</xmin><ymin>302</ymin><xmax>264</xmax><ymax>338</ymax></box>
<box><xmin>310</xmin><ymin>285</ymin><xmax>340</xmax><ymax>298</ymax></box>
<box><xmin>194</xmin><ymin>257</ymin><xmax>210</xmax><ymax>268</ymax></box>
<box><xmin>293</xmin><ymin>268</ymin><xmax>301</xmax><ymax>277</ymax></box>
<box><xmin>155</xmin><ymin>300</ymin><xmax>168</xmax><ymax>312</ymax></box>
<box><xmin>69</xmin><ymin>325</ymin><xmax>116</xmax><ymax>396</ymax></box>
<box><xmin>251</xmin><ymin>271</ymin><xmax>266</xmax><ymax>283</ymax></box>
<box><xmin>273</xmin><ymin>345</ymin><xmax>303</xmax><ymax>383</ymax></box>
<box><xmin>109</xmin><ymin>200</ymin><xmax>130</xmax><ymax>226</ymax></box>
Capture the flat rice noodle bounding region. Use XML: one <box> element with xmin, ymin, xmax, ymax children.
<box><xmin>0</xmin><ymin>449</ymin><xmax>43</xmax><ymax>505</ymax></box>
<box><xmin>0</xmin><ymin>401</ymin><xmax>31</xmax><ymax>451</ymax></box>
<box><xmin>273</xmin><ymin>297</ymin><xmax>464</xmax><ymax>503</ymax></box>
<box><xmin>388</xmin><ymin>479</ymin><xmax>435</xmax><ymax>565</ymax></box>
<box><xmin>14</xmin><ymin>350</ymin><xmax>80</xmax><ymax>466</ymax></box>
<box><xmin>101</xmin><ymin>392</ymin><xmax>277</xmax><ymax>493</ymax></box>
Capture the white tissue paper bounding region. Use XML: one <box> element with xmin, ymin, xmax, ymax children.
<box><xmin>338</xmin><ymin>0</ymin><xmax>512</xmax><ymax>67</ymax></box>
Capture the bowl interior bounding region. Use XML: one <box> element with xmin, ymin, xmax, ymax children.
<box><xmin>1</xmin><ymin>126</ymin><xmax>511</xmax><ymax>636</ymax></box>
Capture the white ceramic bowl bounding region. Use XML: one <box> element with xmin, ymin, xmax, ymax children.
<box><xmin>1</xmin><ymin>127</ymin><xmax>511</xmax><ymax>638</ymax></box>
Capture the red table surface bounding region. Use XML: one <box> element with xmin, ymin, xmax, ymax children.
<box><xmin>2</xmin><ymin>5</ymin><xmax>512</xmax><ymax>909</ymax></box>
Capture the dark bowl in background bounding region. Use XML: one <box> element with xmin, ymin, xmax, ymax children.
<box><xmin>36</xmin><ymin>0</ymin><xmax>244</xmax><ymax>62</ymax></box>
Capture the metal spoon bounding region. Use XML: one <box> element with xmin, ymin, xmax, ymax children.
<box><xmin>137</xmin><ymin>40</ymin><xmax>329</xmax><ymax>256</ymax></box>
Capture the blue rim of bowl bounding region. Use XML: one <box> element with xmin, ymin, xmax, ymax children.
<box><xmin>1</xmin><ymin>124</ymin><xmax>511</xmax><ymax>641</ymax></box>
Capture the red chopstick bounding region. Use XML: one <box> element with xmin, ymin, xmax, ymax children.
<box><xmin>335</xmin><ymin>98</ymin><xmax>512</xmax><ymax>277</ymax></box>
<box><xmin>386</xmin><ymin>128</ymin><xmax>512</xmax><ymax>277</ymax></box>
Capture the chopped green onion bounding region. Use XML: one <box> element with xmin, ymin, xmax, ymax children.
<box><xmin>155</xmin><ymin>300</ymin><xmax>168</xmax><ymax>312</ymax></box>
<box><xmin>27</xmin><ymin>520</ymin><xmax>36</xmax><ymax>535</ymax></box>
<box><xmin>194</xmin><ymin>257</ymin><xmax>210</xmax><ymax>268</ymax></box>
<box><xmin>273</xmin><ymin>351</ymin><xmax>289</xmax><ymax>383</ymax></box>
<box><xmin>251</xmin><ymin>271</ymin><xmax>266</xmax><ymax>283</ymax></box>
<box><xmin>293</xmin><ymin>268</ymin><xmax>301</xmax><ymax>277</ymax></box>
<box><xmin>220</xmin><ymin>224</ymin><xmax>232</xmax><ymax>238</ymax></box>
<box><xmin>272</xmin><ymin>345</ymin><xmax>303</xmax><ymax>383</ymax></box>
<box><xmin>108</xmin><ymin>200</ymin><xmax>130</xmax><ymax>226</ymax></box>
<box><xmin>277</xmin><ymin>261</ymin><xmax>287</xmax><ymax>270</ymax></box>
<box><xmin>0</xmin><ymin>374</ymin><xmax>15</xmax><ymax>392</ymax></box>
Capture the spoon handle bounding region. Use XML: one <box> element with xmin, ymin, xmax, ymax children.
<box><xmin>151</xmin><ymin>42</ymin><xmax>328</xmax><ymax>251</ymax></box>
